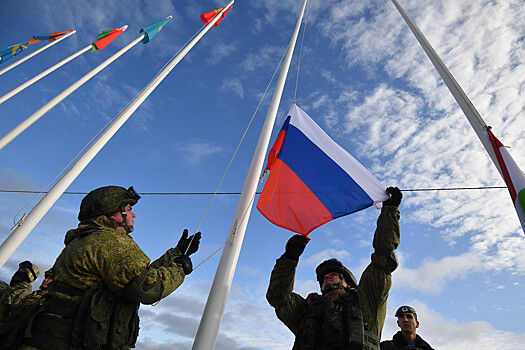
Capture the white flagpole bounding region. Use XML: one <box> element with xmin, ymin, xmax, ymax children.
<box><xmin>192</xmin><ymin>0</ymin><xmax>308</xmax><ymax>349</ymax></box>
<box><xmin>0</xmin><ymin>8</ymin><xmax>232</xmax><ymax>269</ymax></box>
<box><xmin>0</xmin><ymin>30</ymin><xmax>76</xmax><ymax>77</ymax></box>
<box><xmin>390</xmin><ymin>0</ymin><xmax>502</xmax><ymax>176</ymax></box>
<box><xmin>0</xmin><ymin>45</ymin><xmax>92</xmax><ymax>105</ymax></box>
<box><xmin>0</xmin><ymin>26</ymin><xmax>134</xmax><ymax>151</ymax></box>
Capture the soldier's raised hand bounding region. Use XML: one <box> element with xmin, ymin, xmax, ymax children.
<box><xmin>173</xmin><ymin>255</ymin><xmax>193</xmax><ymax>275</ymax></box>
<box><xmin>176</xmin><ymin>229</ymin><xmax>201</xmax><ymax>256</ymax></box>
<box><xmin>283</xmin><ymin>234</ymin><xmax>310</xmax><ymax>261</ymax></box>
<box><xmin>383</xmin><ymin>187</ymin><xmax>402</xmax><ymax>207</ymax></box>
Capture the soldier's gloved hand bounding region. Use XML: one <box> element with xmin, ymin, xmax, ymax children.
<box><xmin>383</xmin><ymin>187</ymin><xmax>402</xmax><ymax>207</ymax></box>
<box><xmin>173</xmin><ymin>255</ymin><xmax>193</xmax><ymax>275</ymax></box>
<box><xmin>176</xmin><ymin>229</ymin><xmax>201</xmax><ymax>256</ymax></box>
<box><xmin>283</xmin><ymin>234</ymin><xmax>310</xmax><ymax>261</ymax></box>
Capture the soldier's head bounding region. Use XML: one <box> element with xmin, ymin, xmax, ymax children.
<box><xmin>10</xmin><ymin>261</ymin><xmax>40</xmax><ymax>286</ymax></box>
<box><xmin>79</xmin><ymin>186</ymin><xmax>141</xmax><ymax>233</ymax></box>
<box><xmin>395</xmin><ymin>305</ymin><xmax>419</xmax><ymax>334</ymax></box>
<box><xmin>316</xmin><ymin>258</ymin><xmax>357</xmax><ymax>295</ymax></box>
<box><xmin>40</xmin><ymin>269</ymin><xmax>54</xmax><ymax>294</ymax></box>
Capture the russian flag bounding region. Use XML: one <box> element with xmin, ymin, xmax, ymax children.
<box><xmin>257</xmin><ymin>104</ymin><xmax>389</xmax><ymax>237</ymax></box>
<box><xmin>486</xmin><ymin>128</ymin><xmax>525</xmax><ymax>235</ymax></box>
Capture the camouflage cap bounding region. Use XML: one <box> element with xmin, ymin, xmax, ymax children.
<box><xmin>395</xmin><ymin>305</ymin><xmax>417</xmax><ymax>317</ymax></box>
<box><xmin>44</xmin><ymin>268</ymin><xmax>54</xmax><ymax>279</ymax></box>
<box><xmin>78</xmin><ymin>186</ymin><xmax>140</xmax><ymax>221</ymax></box>
<box><xmin>316</xmin><ymin>258</ymin><xmax>358</xmax><ymax>288</ymax></box>
<box><xmin>19</xmin><ymin>261</ymin><xmax>40</xmax><ymax>282</ymax></box>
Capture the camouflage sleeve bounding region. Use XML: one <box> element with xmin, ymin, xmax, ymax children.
<box><xmin>266</xmin><ymin>256</ymin><xmax>307</xmax><ymax>335</ymax></box>
<box><xmin>96</xmin><ymin>232</ymin><xmax>185</xmax><ymax>299</ymax></box>
<box><xmin>9</xmin><ymin>281</ymin><xmax>32</xmax><ymax>304</ymax></box>
<box><xmin>358</xmin><ymin>206</ymin><xmax>400</xmax><ymax>339</ymax></box>
<box><xmin>150</xmin><ymin>247</ymin><xmax>181</xmax><ymax>268</ymax></box>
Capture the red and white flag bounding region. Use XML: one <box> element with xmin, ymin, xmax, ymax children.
<box><xmin>486</xmin><ymin>128</ymin><xmax>525</xmax><ymax>234</ymax></box>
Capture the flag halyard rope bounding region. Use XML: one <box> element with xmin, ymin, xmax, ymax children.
<box><xmin>294</xmin><ymin>0</ymin><xmax>309</xmax><ymax>103</ymax></box>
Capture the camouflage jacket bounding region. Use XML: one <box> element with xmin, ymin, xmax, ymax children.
<box><xmin>267</xmin><ymin>206</ymin><xmax>400</xmax><ymax>348</ymax></box>
<box><xmin>18</xmin><ymin>216</ymin><xmax>188</xmax><ymax>349</ymax></box>
<box><xmin>380</xmin><ymin>331</ymin><xmax>434</xmax><ymax>350</ymax></box>
<box><xmin>51</xmin><ymin>215</ymin><xmax>186</xmax><ymax>300</ymax></box>
<box><xmin>0</xmin><ymin>280</ymin><xmax>32</xmax><ymax>321</ymax></box>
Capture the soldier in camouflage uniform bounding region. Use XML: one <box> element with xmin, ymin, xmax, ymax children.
<box><xmin>380</xmin><ymin>306</ymin><xmax>434</xmax><ymax>350</ymax></box>
<box><xmin>0</xmin><ymin>261</ymin><xmax>40</xmax><ymax>321</ymax></box>
<box><xmin>267</xmin><ymin>187</ymin><xmax>402</xmax><ymax>350</ymax></box>
<box><xmin>0</xmin><ymin>270</ymin><xmax>52</xmax><ymax>349</ymax></box>
<box><xmin>19</xmin><ymin>185</ymin><xmax>201</xmax><ymax>350</ymax></box>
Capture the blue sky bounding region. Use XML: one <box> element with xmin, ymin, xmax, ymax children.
<box><xmin>1</xmin><ymin>0</ymin><xmax>524</xmax><ymax>349</ymax></box>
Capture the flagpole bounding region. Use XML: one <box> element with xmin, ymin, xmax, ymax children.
<box><xmin>0</xmin><ymin>45</ymin><xmax>92</xmax><ymax>105</ymax></box>
<box><xmin>192</xmin><ymin>0</ymin><xmax>308</xmax><ymax>349</ymax></box>
<box><xmin>0</xmin><ymin>7</ymin><xmax>232</xmax><ymax>269</ymax></box>
<box><xmin>0</xmin><ymin>30</ymin><xmax>76</xmax><ymax>77</ymax></box>
<box><xmin>0</xmin><ymin>27</ymin><xmax>136</xmax><ymax>151</ymax></box>
<box><xmin>390</xmin><ymin>0</ymin><xmax>502</xmax><ymax>176</ymax></box>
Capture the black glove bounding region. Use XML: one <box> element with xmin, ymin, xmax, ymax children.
<box><xmin>383</xmin><ymin>187</ymin><xmax>402</xmax><ymax>207</ymax></box>
<box><xmin>176</xmin><ymin>229</ymin><xmax>201</xmax><ymax>256</ymax></box>
<box><xmin>283</xmin><ymin>234</ymin><xmax>310</xmax><ymax>261</ymax></box>
<box><xmin>173</xmin><ymin>255</ymin><xmax>193</xmax><ymax>275</ymax></box>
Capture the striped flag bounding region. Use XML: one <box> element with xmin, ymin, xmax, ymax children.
<box><xmin>91</xmin><ymin>26</ymin><xmax>127</xmax><ymax>52</ymax></box>
<box><xmin>200</xmin><ymin>7</ymin><xmax>231</xmax><ymax>27</ymax></box>
<box><xmin>27</xmin><ymin>30</ymin><xmax>74</xmax><ymax>44</ymax></box>
<box><xmin>486</xmin><ymin>128</ymin><xmax>525</xmax><ymax>234</ymax></box>
<box><xmin>257</xmin><ymin>104</ymin><xmax>389</xmax><ymax>237</ymax></box>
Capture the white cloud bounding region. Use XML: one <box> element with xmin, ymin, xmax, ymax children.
<box><xmin>177</xmin><ymin>141</ymin><xmax>224</xmax><ymax>166</ymax></box>
<box><xmin>221</xmin><ymin>78</ymin><xmax>245</xmax><ymax>98</ymax></box>
<box><xmin>393</xmin><ymin>252</ymin><xmax>484</xmax><ymax>294</ymax></box>
<box><xmin>241</xmin><ymin>45</ymin><xmax>283</xmax><ymax>72</ymax></box>
<box><xmin>301</xmin><ymin>248</ymin><xmax>350</xmax><ymax>266</ymax></box>
<box><xmin>207</xmin><ymin>42</ymin><xmax>237</xmax><ymax>65</ymax></box>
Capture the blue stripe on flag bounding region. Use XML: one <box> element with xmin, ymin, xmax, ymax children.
<box><xmin>278</xmin><ymin>124</ymin><xmax>373</xmax><ymax>218</ymax></box>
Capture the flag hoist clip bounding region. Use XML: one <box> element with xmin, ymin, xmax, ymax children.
<box><xmin>230</xmin><ymin>220</ymin><xmax>238</xmax><ymax>239</ymax></box>
<box><xmin>11</xmin><ymin>213</ymin><xmax>27</xmax><ymax>231</ymax></box>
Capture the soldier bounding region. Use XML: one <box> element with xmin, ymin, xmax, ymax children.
<box><xmin>0</xmin><ymin>269</ymin><xmax>52</xmax><ymax>349</ymax></box>
<box><xmin>267</xmin><ymin>187</ymin><xmax>402</xmax><ymax>350</ymax></box>
<box><xmin>0</xmin><ymin>260</ymin><xmax>40</xmax><ymax>321</ymax></box>
<box><xmin>380</xmin><ymin>306</ymin><xmax>434</xmax><ymax>350</ymax></box>
<box><xmin>19</xmin><ymin>185</ymin><xmax>201</xmax><ymax>349</ymax></box>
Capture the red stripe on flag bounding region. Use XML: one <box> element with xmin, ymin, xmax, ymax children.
<box><xmin>265</xmin><ymin>129</ymin><xmax>286</xmax><ymax>171</ymax></box>
<box><xmin>487</xmin><ymin>129</ymin><xmax>517</xmax><ymax>201</ymax></box>
<box><xmin>200</xmin><ymin>7</ymin><xmax>231</xmax><ymax>27</ymax></box>
<box><xmin>93</xmin><ymin>28</ymin><xmax>124</xmax><ymax>51</ymax></box>
<box><xmin>257</xmin><ymin>158</ymin><xmax>333</xmax><ymax>237</ymax></box>
<box><xmin>48</xmin><ymin>30</ymin><xmax>73</xmax><ymax>37</ymax></box>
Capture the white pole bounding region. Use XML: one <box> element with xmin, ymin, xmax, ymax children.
<box><xmin>0</xmin><ymin>30</ymin><xmax>76</xmax><ymax>77</ymax></box>
<box><xmin>390</xmin><ymin>0</ymin><xmax>502</xmax><ymax>176</ymax></box>
<box><xmin>0</xmin><ymin>7</ymin><xmax>233</xmax><ymax>269</ymax></box>
<box><xmin>0</xmin><ymin>28</ymin><xmax>136</xmax><ymax>152</ymax></box>
<box><xmin>0</xmin><ymin>45</ymin><xmax>92</xmax><ymax>105</ymax></box>
<box><xmin>192</xmin><ymin>0</ymin><xmax>308</xmax><ymax>349</ymax></box>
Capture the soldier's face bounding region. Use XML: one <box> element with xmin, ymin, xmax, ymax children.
<box><xmin>397</xmin><ymin>313</ymin><xmax>419</xmax><ymax>333</ymax></box>
<box><xmin>40</xmin><ymin>277</ymin><xmax>52</xmax><ymax>293</ymax></box>
<box><xmin>110</xmin><ymin>204</ymin><xmax>136</xmax><ymax>232</ymax></box>
<box><xmin>321</xmin><ymin>271</ymin><xmax>348</xmax><ymax>291</ymax></box>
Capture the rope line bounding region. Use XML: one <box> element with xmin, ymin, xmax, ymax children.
<box><xmin>293</xmin><ymin>0</ymin><xmax>309</xmax><ymax>103</ymax></box>
<box><xmin>0</xmin><ymin>186</ymin><xmax>508</xmax><ymax>196</ymax></box>
<box><xmin>183</xmin><ymin>39</ymin><xmax>292</xmax><ymax>254</ymax></box>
